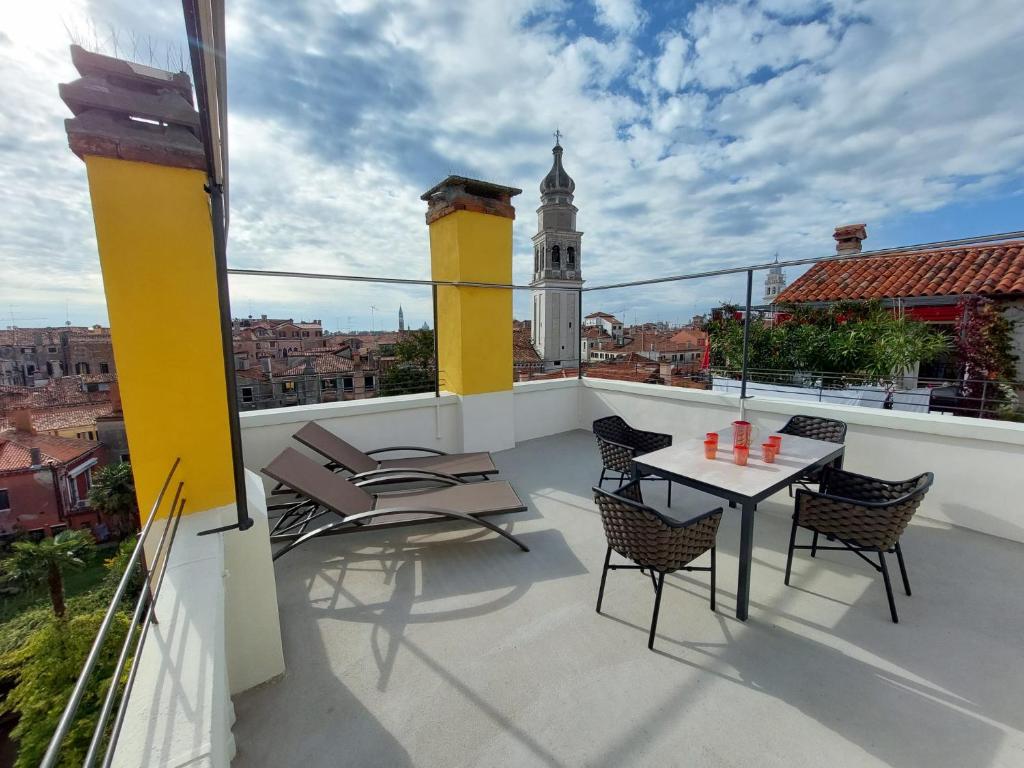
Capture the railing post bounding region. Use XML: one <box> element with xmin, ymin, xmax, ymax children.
<box><xmin>739</xmin><ymin>269</ymin><xmax>753</xmax><ymax>419</ymax></box>
<box><xmin>577</xmin><ymin>287</ymin><xmax>584</xmax><ymax>379</ymax></box>
<box><xmin>432</xmin><ymin>284</ymin><xmax>440</xmax><ymax>397</ymax></box>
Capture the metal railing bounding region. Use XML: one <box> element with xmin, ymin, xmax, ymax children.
<box><xmin>41</xmin><ymin>458</ymin><xmax>186</xmax><ymax>768</ymax></box>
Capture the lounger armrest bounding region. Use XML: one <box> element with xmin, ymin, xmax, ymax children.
<box><xmin>350</xmin><ymin>467</ymin><xmax>467</xmax><ymax>484</ymax></box>
<box><xmin>365</xmin><ymin>445</ymin><xmax>450</xmax><ymax>457</ymax></box>
<box><xmin>354</xmin><ymin>472</ymin><xmax>462</xmax><ymax>488</ymax></box>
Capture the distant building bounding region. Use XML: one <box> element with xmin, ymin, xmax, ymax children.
<box><xmin>763</xmin><ymin>254</ymin><xmax>786</xmax><ymax>305</ymax></box>
<box><xmin>583</xmin><ymin>312</ymin><xmax>624</xmax><ymax>342</ymax></box>
<box><xmin>776</xmin><ymin>224</ymin><xmax>1024</xmax><ymax>381</ymax></box>
<box><xmin>530</xmin><ymin>135</ymin><xmax>583</xmax><ymax>369</ymax></box>
<box><xmin>398</xmin><ymin>306</ymin><xmax>405</xmax><ymax>332</ymax></box>
<box><xmin>0</xmin><ymin>325</ymin><xmax>116</xmax><ymax>386</ymax></box>
<box><xmin>0</xmin><ymin>428</ymin><xmax>108</xmax><ymax>540</ymax></box>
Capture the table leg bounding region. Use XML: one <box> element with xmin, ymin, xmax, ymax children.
<box><xmin>736</xmin><ymin>501</ymin><xmax>755</xmax><ymax>621</ymax></box>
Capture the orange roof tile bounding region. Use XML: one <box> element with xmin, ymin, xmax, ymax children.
<box><xmin>0</xmin><ymin>430</ymin><xmax>99</xmax><ymax>472</ymax></box>
<box><xmin>777</xmin><ymin>240</ymin><xmax>1024</xmax><ymax>303</ymax></box>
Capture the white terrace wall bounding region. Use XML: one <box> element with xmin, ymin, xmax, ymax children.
<box><xmin>580</xmin><ymin>378</ymin><xmax>1024</xmax><ymax>544</ymax></box>
<box><xmin>238</xmin><ymin>393</ymin><xmax>461</xmax><ymax>490</ymax></box>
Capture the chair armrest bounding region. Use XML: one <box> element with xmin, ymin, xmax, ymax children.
<box><xmin>365</xmin><ymin>445</ymin><xmax>449</xmax><ymax>457</ymax></box>
<box><xmin>796</xmin><ymin>487</ymin><xmax>912</xmax><ymax>511</ymax></box>
<box><xmin>350</xmin><ymin>467</ymin><xmax>466</xmax><ymax>484</ymax></box>
<box><xmin>819</xmin><ymin>466</ymin><xmax>933</xmax><ymax>505</ymax></box>
<box><xmin>662</xmin><ymin>506</ymin><xmax>723</xmax><ymax>529</ymax></box>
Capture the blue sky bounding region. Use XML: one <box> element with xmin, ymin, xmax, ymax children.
<box><xmin>1</xmin><ymin>0</ymin><xmax>1022</xmax><ymax>332</ymax></box>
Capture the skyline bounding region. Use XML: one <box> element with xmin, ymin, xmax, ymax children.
<box><xmin>2</xmin><ymin>1</ymin><xmax>1023</xmax><ymax>332</ymax></box>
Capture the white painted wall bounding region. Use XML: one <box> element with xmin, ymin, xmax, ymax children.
<box><xmin>580</xmin><ymin>378</ymin><xmax>1024</xmax><ymax>543</ymax></box>
<box><xmin>238</xmin><ymin>393</ymin><xmax>460</xmax><ymax>491</ymax></box>
<box><xmin>513</xmin><ymin>379</ymin><xmax>581</xmax><ymax>442</ymax></box>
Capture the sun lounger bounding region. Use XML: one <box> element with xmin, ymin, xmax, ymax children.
<box><xmin>262</xmin><ymin>448</ymin><xmax>529</xmax><ymax>560</ymax></box>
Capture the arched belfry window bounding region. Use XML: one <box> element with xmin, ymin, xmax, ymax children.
<box><xmin>552</xmin><ymin>245</ymin><xmax>560</xmax><ymax>266</ymax></box>
<box><xmin>567</xmin><ymin>246</ymin><xmax>575</xmax><ymax>266</ymax></box>
<box><xmin>534</xmin><ymin>246</ymin><xmax>540</xmax><ymax>271</ymax></box>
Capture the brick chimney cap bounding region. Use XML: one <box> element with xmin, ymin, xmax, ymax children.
<box><xmin>70</xmin><ymin>44</ymin><xmax>193</xmax><ymax>101</ymax></box>
<box><xmin>834</xmin><ymin>223</ymin><xmax>868</xmax><ymax>240</ymax></box>
<box><xmin>420</xmin><ymin>176</ymin><xmax>522</xmax><ymax>202</ymax></box>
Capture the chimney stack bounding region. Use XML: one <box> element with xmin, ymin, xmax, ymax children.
<box><xmin>29</xmin><ymin>447</ymin><xmax>42</xmax><ymax>468</ymax></box>
<box><xmin>11</xmin><ymin>408</ymin><xmax>34</xmax><ymax>433</ymax></box>
<box><xmin>834</xmin><ymin>224</ymin><xmax>867</xmax><ymax>256</ymax></box>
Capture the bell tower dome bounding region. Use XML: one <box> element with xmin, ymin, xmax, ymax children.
<box><xmin>530</xmin><ymin>132</ymin><xmax>583</xmax><ymax>369</ymax></box>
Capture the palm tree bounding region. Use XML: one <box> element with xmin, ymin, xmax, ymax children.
<box><xmin>88</xmin><ymin>462</ymin><xmax>137</xmax><ymax>535</ymax></box>
<box><xmin>2</xmin><ymin>530</ymin><xmax>95</xmax><ymax>617</ymax></box>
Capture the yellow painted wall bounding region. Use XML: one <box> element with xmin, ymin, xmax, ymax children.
<box><xmin>83</xmin><ymin>156</ymin><xmax>235</xmax><ymax>517</ymax></box>
<box><xmin>429</xmin><ymin>210</ymin><xmax>513</xmax><ymax>395</ymax></box>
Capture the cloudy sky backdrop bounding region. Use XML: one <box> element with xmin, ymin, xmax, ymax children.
<box><xmin>1</xmin><ymin>0</ymin><xmax>1022</xmax><ymax>334</ymax></box>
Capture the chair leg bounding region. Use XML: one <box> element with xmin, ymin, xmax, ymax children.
<box><xmin>784</xmin><ymin>518</ymin><xmax>798</xmax><ymax>586</ymax></box>
<box><xmin>649</xmin><ymin>571</ymin><xmax>665</xmax><ymax>650</ymax></box>
<box><xmin>667</xmin><ymin>480</ymin><xmax>672</xmax><ymax>508</ymax></box>
<box><xmin>598</xmin><ymin>468</ymin><xmax>606</xmax><ymax>488</ymax></box>
<box><xmin>811</xmin><ymin>531</ymin><xmax>819</xmax><ymax>558</ymax></box>
<box><xmin>596</xmin><ymin>547</ymin><xmax>611</xmax><ymax>614</ymax></box>
<box><xmin>895</xmin><ymin>542</ymin><xmax>911</xmax><ymax>596</ymax></box>
<box><xmin>709</xmin><ymin>546</ymin><xmax>716</xmax><ymax>612</ymax></box>
<box><xmin>879</xmin><ymin>551</ymin><xmax>899</xmax><ymax>624</ymax></box>
<box><xmin>617</xmin><ymin>472</ymin><xmax>626</xmax><ymax>488</ymax></box>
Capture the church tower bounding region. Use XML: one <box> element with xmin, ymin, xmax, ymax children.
<box><xmin>530</xmin><ymin>134</ymin><xmax>583</xmax><ymax>368</ymax></box>
<box><xmin>763</xmin><ymin>254</ymin><xmax>787</xmax><ymax>304</ymax></box>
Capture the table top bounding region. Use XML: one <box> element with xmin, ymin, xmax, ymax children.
<box><xmin>634</xmin><ymin>429</ymin><xmax>844</xmax><ymax>503</ymax></box>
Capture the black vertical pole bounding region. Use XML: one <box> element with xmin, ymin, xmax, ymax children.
<box><xmin>577</xmin><ymin>287</ymin><xmax>583</xmax><ymax>379</ymax></box>
<box><xmin>740</xmin><ymin>269</ymin><xmax>753</xmax><ymax>416</ymax></box>
<box><xmin>432</xmin><ymin>284</ymin><xmax>440</xmax><ymax>397</ymax></box>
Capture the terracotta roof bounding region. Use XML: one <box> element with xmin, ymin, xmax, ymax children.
<box><xmin>310</xmin><ymin>355</ymin><xmax>354</xmax><ymax>374</ymax></box>
<box><xmin>512</xmin><ymin>328</ymin><xmax>541</xmax><ymax>365</ymax></box>
<box><xmin>585</xmin><ymin>312</ymin><xmax>621</xmax><ymax>322</ymax></box>
<box><xmin>776</xmin><ymin>240</ymin><xmax>1024</xmax><ymax>303</ymax></box>
<box><xmin>0</xmin><ymin>376</ymin><xmax>112</xmax><ymax>411</ymax></box>
<box><xmin>7</xmin><ymin>404</ymin><xmax>114</xmax><ymax>433</ymax></box>
<box><xmin>0</xmin><ymin>430</ymin><xmax>99</xmax><ymax>472</ymax></box>
<box><xmin>583</xmin><ymin>327</ymin><xmax>611</xmax><ymax>340</ymax></box>
<box><xmin>668</xmin><ymin>329</ymin><xmax>707</xmax><ymax>348</ymax></box>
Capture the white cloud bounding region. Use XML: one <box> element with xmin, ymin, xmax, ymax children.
<box><xmin>592</xmin><ymin>0</ymin><xmax>646</xmax><ymax>35</ymax></box>
<box><xmin>1</xmin><ymin>0</ymin><xmax>1023</xmax><ymax>328</ymax></box>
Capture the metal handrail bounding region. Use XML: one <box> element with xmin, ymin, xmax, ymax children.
<box><xmin>40</xmin><ymin>458</ymin><xmax>182</xmax><ymax>768</ymax></box>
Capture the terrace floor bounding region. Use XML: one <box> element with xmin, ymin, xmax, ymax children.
<box><xmin>233</xmin><ymin>430</ymin><xmax>1024</xmax><ymax>768</ymax></box>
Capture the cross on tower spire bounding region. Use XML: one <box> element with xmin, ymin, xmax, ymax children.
<box><xmin>553</xmin><ymin>128</ymin><xmax>562</xmax><ymax>146</ymax></box>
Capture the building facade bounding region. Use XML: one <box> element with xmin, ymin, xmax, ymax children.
<box><xmin>530</xmin><ymin>137</ymin><xmax>583</xmax><ymax>369</ymax></box>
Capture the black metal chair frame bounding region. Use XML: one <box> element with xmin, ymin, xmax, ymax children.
<box><xmin>593</xmin><ymin>416</ymin><xmax>674</xmax><ymax>507</ymax></box>
<box><xmin>594</xmin><ymin>482</ymin><xmax>720</xmax><ymax>650</ymax></box>
<box><xmin>784</xmin><ymin>466</ymin><xmax>934</xmax><ymax>623</ymax></box>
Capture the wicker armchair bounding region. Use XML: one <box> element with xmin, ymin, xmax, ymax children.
<box><xmin>778</xmin><ymin>414</ymin><xmax>848</xmax><ymax>495</ymax></box>
<box><xmin>593</xmin><ymin>481</ymin><xmax>722</xmax><ymax>650</ymax></box>
<box><xmin>593</xmin><ymin>415</ymin><xmax>674</xmax><ymax>506</ymax></box>
<box><xmin>784</xmin><ymin>466</ymin><xmax>934</xmax><ymax>623</ymax></box>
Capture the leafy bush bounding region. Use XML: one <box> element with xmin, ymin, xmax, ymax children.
<box><xmin>0</xmin><ymin>611</ymin><xmax>133</xmax><ymax>768</ymax></box>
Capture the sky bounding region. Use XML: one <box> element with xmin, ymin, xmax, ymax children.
<box><xmin>1</xmin><ymin>0</ymin><xmax>1022</xmax><ymax>333</ymax></box>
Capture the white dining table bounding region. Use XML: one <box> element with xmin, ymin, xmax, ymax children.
<box><xmin>633</xmin><ymin>429</ymin><xmax>845</xmax><ymax>621</ymax></box>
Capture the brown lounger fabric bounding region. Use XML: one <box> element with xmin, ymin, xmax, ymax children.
<box><xmin>377</xmin><ymin>452</ymin><xmax>496</xmax><ymax>477</ymax></box>
<box><xmin>293</xmin><ymin>421</ymin><xmax>497</xmax><ymax>477</ymax></box>
<box><xmin>293</xmin><ymin>422</ymin><xmax>377</xmax><ymax>474</ymax></box>
<box><xmin>264</xmin><ymin>448</ymin><xmax>525</xmax><ymax>520</ymax></box>
<box><xmin>263</xmin><ymin>448</ymin><xmax>374</xmax><ymax>516</ymax></box>
<box><xmin>373</xmin><ymin>481</ymin><xmax>525</xmax><ymax>516</ymax></box>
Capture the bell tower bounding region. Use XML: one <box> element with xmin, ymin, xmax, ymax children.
<box><xmin>530</xmin><ymin>132</ymin><xmax>583</xmax><ymax>368</ymax></box>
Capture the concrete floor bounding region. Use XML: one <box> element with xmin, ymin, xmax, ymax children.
<box><xmin>233</xmin><ymin>430</ymin><xmax>1024</xmax><ymax>768</ymax></box>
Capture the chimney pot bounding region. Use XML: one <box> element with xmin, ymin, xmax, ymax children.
<box><xmin>30</xmin><ymin>447</ymin><xmax>42</xmax><ymax>467</ymax></box>
<box><xmin>834</xmin><ymin>223</ymin><xmax>867</xmax><ymax>255</ymax></box>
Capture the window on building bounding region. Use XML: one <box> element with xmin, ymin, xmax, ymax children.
<box><xmin>50</xmin><ymin>524</ymin><xmax>68</xmax><ymax>536</ymax></box>
<box><xmin>567</xmin><ymin>246</ymin><xmax>575</xmax><ymax>265</ymax></box>
<box><xmin>21</xmin><ymin>347</ymin><xmax>34</xmax><ymax>354</ymax></box>
<box><xmin>26</xmin><ymin>364</ymin><xmax>35</xmax><ymax>376</ymax></box>
<box><xmin>0</xmin><ymin>489</ymin><xmax>9</xmax><ymax>512</ymax></box>
<box><xmin>283</xmin><ymin>380</ymin><xmax>296</xmax><ymax>393</ymax></box>
<box><xmin>68</xmin><ymin>467</ymin><xmax>93</xmax><ymax>507</ymax></box>
<box><xmin>48</xmin><ymin>346</ymin><xmax>58</xmax><ymax>353</ymax></box>
<box><xmin>364</xmin><ymin>375</ymin><xmax>375</xmax><ymax>389</ymax></box>
<box><xmin>119</xmin><ymin>453</ymin><xmax>131</xmax><ymax>463</ymax></box>
<box><xmin>99</xmin><ymin>362</ymin><xmax>109</xmax><ymax>373</ymax></box>
<box><xmin>75</xmin><ymin>362</ymin><xmax>91</xmax><ymax>375</ymax></box>
<box><xmin>303</xmin><ymin>331</ymin><xmax>310</xmax><ymax>338</ymax></box>
<box><xmin>321</xmin><ymin>379</ymin><xmax>337</xmax><ymax>391</ymax></box>
<box><xmin>342</xmin><ymin>377</ymin><xmax>354</xmax><ymax>392</ymax></box>
<box><xmin>551</xmin><ymin>245</ymin><xmax>560</xmax><ymax>265</ymax></box>
<box><xmin>241</xmin><ymin>386</ymin><xmax>254</xmax><ymax>403</ymax></box>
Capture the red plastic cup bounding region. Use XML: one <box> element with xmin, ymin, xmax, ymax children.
<box><xmin>704</xmin><ymin>439</ymin><xmax>718</xmax><ymax>460</ymax></box>
<box><xmin>768</xmin><ymin>435</ymin><xmax>782</xmax><ymax>452</ymax></box>
<box><xmin>706</xmin><ymin>432</ymin><xmax>719</xmax><ymax>444</ymax></box>
<box><xmin>762</xmin><ymin>442</ymin><xmax>777</xmax><ymax>463</ymax></box>
<box><xmin>733</xmin><ymin>445</ymin><xmax>749</xmax><ymax>466</ymax></box>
